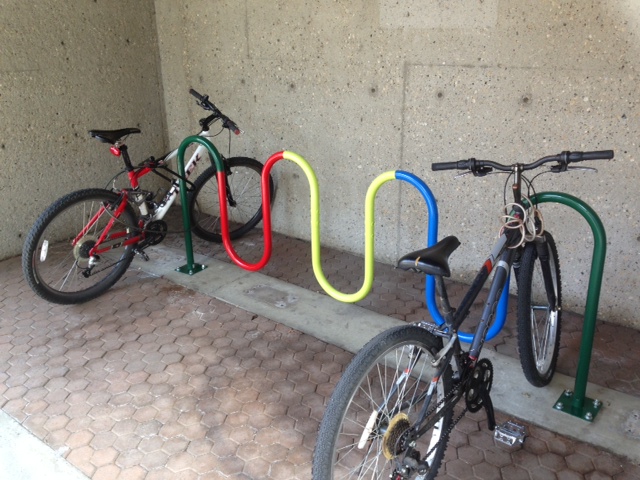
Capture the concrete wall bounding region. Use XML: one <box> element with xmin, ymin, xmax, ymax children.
<box><xmin>2</xmin><ymin>1</ymin><xmax>638</xmax><ymax>329</ymax></box>
<box><xmin>0</xmin><ymin>0</ymin><xmax>166</xmax><ymax>259</ymax></box>
<box><xmin>155</xmin><ymin>0</ymin><xmax>639</xmax><ymax>329</ymax></box>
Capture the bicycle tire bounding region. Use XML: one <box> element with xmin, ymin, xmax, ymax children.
<box><xmin>22</xmin><ymin>188</ymin><xmax>138</xmax><ymax>304</ymax></box>
<box><xmin>313</xmin><ymin>324</ymin><xmax>453</xmax><ymax>480</ymax></box>
<box><xmin>188</xmin><ymin>156</ymin><xmax>274</xmax><ymax>243</ymax></box>
<box><xmin>516</xmin><ymin>231</ymin><xmax>562</xmax><ymax>387</ymax></box>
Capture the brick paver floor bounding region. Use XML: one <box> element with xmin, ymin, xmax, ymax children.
<box><xmin>2</xmin><ymin>214</ymin><xmax>639</xmax><ymax>479</ymax></box>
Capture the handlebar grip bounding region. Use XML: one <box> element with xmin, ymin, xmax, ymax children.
<box><xmin>432</xmin><ymin>161</ymin><xmax>468</xmax><ymax>171</ymax></box>
<box><xmin>189</xmin><ymin>88</ymin><xmax>205</xmax><ymax>101</ymax></box>
<box><xmin>568</xmin><ymin>150</ymin><xmax>614</xmax><ymax>162</ymax></box>
<box><xmin>228</xmin><ymin>120</ymin><xmax>241</xmax><ymax>135</ymax></box>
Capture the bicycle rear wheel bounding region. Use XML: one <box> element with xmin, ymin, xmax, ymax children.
<box><xmin>189</xmin><ymin>156</ymin><xmax>274</xmax><ymax>243</ymax></box>
<box><xmin>22</xmin><ymin>188</ymin><xmax>137</xmax><ymax>304</ymax></box>
<box><xmin>517</xmin><ymin>231</ymin><xmax>562</xmax><ymax>387</ymax></box>
<box><xmin>313</xmin><ymin>325</ymin><xmax>453</xmax><ymax>480</ymax></box>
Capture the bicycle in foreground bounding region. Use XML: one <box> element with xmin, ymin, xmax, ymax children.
<box><xmin>22</xmin><ymin>89</ymin><xmax>274</xmax><ymax>304</ymax></box>
<box><xmin>313</xmin><ymin>150</ymin><xmax>614</xmax><ymax>479</ymax></box>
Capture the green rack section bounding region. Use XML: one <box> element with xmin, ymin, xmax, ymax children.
<box><xmin>174</xmin><ymin>135</ymin><xmax>224</xmax><ymax>275</ymax></box>
<box><xmin>531</xmin><ymin>192</ymin><xmax>606</xmax><ymax>422</ymax></box>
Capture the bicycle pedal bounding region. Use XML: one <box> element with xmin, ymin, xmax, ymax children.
<box><xmin>494</xmin><ymin>420</ymin><xmax>527</xmax><ymax>447</ymax></box>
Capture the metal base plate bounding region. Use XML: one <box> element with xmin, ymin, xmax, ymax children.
<box><xmin>554</xmin><ymin>390</ymin><xmax>602</xmax><ymax>422</ymax></box>
<box><xmin>175</xmin><ymin>263</ymin><xmax>207</xmax><ymax>275</ymax></box>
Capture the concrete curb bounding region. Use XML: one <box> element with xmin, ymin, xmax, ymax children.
<box><xmin>0</xmin><ymin>411</ymin><xmax>89</xmax><ymax>480</ymax></box>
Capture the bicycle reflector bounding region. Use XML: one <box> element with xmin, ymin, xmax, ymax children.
<box><xmin>110</xmin><ymin>146</ymin><xmax>121</xmax><ymax>157</ymax></box>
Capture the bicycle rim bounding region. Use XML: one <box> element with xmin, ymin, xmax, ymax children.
<box><xmin>314</xmin><ymin>326</ymin><xmax>452</xmax><ymax>480</ymax></box>
<box><xmin>529</xmin><ymin>246</ymin><xmax>560</xmax><ymax>374</ymax></box>
<box><xmin>24</xmin><ymin>189</ymin><xmax>136</xmax><ymax>304</ymax></box>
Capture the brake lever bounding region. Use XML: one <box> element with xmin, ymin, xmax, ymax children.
<box><xmin>453</xmin><ymin>167</ymin><xmax>494</xmax><ymax>178</ymax></box>
<box><xmin>549</xmin><ymin>165</ymin><xmax>598</xmax><ymax>173</ymax></box>
<box><xmin>454</xmin><ymin>170</ymin><xmax>505</xmax><ymax>179</ymax></box>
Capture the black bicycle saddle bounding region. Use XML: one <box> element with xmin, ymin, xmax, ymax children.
<box><xmin>397</xmin><ymin>235</ymin><xmax>461</xmax><ymax>277</ymax></box>
<box><xmin>88</xmin><ymin>128</ymin><xmax>141</xmax><ymax>144</ymax></box>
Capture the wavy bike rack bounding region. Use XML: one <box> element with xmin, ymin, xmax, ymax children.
<box><xmin>174</xmin><ymin>136</ymin><xmax>509</xmax><ymax>337</ymax></box>
<box><xmin>175</xmin><ymin>137</ymin><xmax>606</xmax><ymax>420</ymax></box>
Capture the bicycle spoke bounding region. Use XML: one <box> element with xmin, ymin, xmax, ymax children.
<box><xmin>57</xmin><ymin>258</ymin><xmax>80</xmax><ymax>291</ymax></box>
<box><xmin>334</xmin><ymin>341</ymin><xmax>446</xmax><ymax>477</ymax></box>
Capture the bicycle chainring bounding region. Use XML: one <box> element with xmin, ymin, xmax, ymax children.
<box><xmin>465</xmin><ymin>358</ymin><xmax>493</xmax><ymax>413</ymax></box>
<box><xmin>144</xmin><ymin>220</ymin><xmax>168</xmax><ymax>246</ymax></box>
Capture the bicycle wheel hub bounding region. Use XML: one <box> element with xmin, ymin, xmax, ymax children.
<box><xmin>73</xmin><ymin>236</ymin><xmax>98</xmax><ymax>260</ymax></box>
<box><xmin>382</xmin><ymin>413</ymin><xmax>411</xmax><ymax>460</ymax></box>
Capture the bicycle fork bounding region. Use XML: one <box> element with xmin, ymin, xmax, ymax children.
<box><xmin>224</xmin><ymin>163</ymin><xmax>238</xmax><ymax>207</ymax></box>
<box><xmin>535</xmin><ymin>236</ymin><xmax>558</xmax><ymax>308</ymax></box>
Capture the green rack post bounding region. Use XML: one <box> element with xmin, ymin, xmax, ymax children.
<box><xmin>530</xmin><ymin>192</ymin><xmax>606</xmax><ymax>422</ymax></box>
<box><xmin>174</xmin><ymin>135</ymin><xmax>225</xmax><ymax>275</ymax></box>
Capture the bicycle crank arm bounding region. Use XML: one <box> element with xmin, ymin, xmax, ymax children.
<box><xmin>134</xmin><ymin>248</ymin><xmax>150</xmax><ymax>261</ymax></box>
<box><xmin>481</xmin><ymin>389</ymin><xmax>496</xmax><ymax>431</ymax></box>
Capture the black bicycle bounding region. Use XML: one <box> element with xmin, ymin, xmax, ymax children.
<box><xmin>313</xmin><ymin>150</ymin><xmax>614</xmax><ymax>480</ymax></box>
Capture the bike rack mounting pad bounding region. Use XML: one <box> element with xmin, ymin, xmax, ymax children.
<box><xmin>530</xmin><ymin>192</ymin><xmax>606</xmax><ymax>422</ymax></box>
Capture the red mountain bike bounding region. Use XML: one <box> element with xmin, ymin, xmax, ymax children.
<box><xmin>22</xmin><ymin>89</ymin><xmax>274</xmax><ymax>304</ymax></box>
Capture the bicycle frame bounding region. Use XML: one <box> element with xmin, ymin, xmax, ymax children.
<box><xmin>459</xmin><ymin>235</ymin><xmax>516</xmax><ymax>360</ymax></box>
<box><xmin>403</xmin><ymin>231</ymin><xmax>517</xmax><ymax>443</ymax></box>
<box><xmin>73</xmin><ymin>195</ymin><xmax>141</xmax><ymax>258</ymax></box>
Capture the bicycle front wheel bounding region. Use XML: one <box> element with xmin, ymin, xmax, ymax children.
<box><xmin>22</xmin><ymin>188</ymin><xmax>138</xmax><ymax>304</ymax></box>
<box><xmin>517</xmin><ymin>231</ymin><xmax>562</xmax><ymax>387</ymax></box>
<box><xmin>313</xmin><ymin>325</ymin><xmax>453</xmax><ymax>480</ymax></box>
<box><xmin>189</xmin><ymin>157</ymin><xmax>274</xmax><ymax>243</ymax></box>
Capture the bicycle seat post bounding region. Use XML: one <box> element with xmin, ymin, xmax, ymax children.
<box><xmin>434</xmin><ymin>275</ymin><xmax>456</xmax><ymax>326</ymax></box>
<box><xmin>118</xmin><ymin>144</ymin><xmax>135</xmax><ymax>172</ymax></box>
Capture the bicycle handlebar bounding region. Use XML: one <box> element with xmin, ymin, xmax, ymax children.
<box><xmin>189</xmin><ymin>88</ymin><xmax>242</xmax><ymax>135</ymax></box>
<box><xmin>432</xmin><ymin>150</ymin><xmax>614</xmax><ymax>176</ymax></box>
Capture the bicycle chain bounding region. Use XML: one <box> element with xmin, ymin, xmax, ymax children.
<box><xmin>419</xmin><ymin>382</ymin><xmax>468</xmax><ymax>464</ymax></box>
<box><xmin>391</xmin><ymin>371</ymin><xmax>465</xmax><ymax>473</ymax></box>
<box><xmin>101</xmin><ymin>195</ymin><xmax>187</xmax><ymax>235</ymax></box>
<box><xmin>81</xmin><ymin>222</ymin><xmax>166</xmax><ymax>277</ymax></box>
